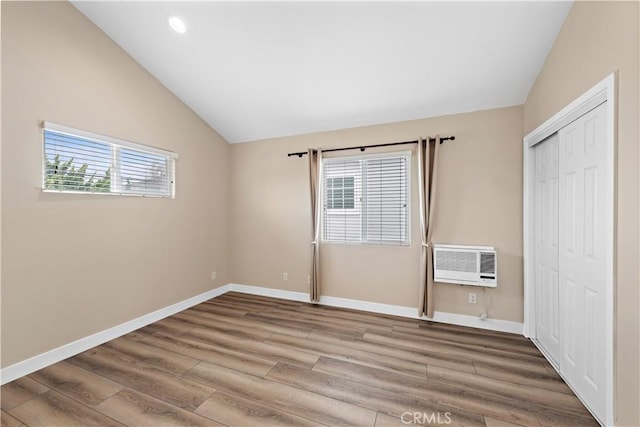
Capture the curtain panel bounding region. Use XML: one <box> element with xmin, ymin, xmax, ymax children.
<box><xmin>308</xmin><ymin>148</ymin><xmax>322</xmax><ymax>302</ymax></box>
<box><xmin>418</xmin><ymin>136</ymin><xmax>440</xmax><ymax>317</ymax></box>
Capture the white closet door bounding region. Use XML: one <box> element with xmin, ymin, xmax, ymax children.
<box><xmin>534</xmin><ymin>134</ymin><xmax>560</xmax><ymax>363</ymax></box>
<box><xmin>558</xmin><ymin>102</ymin><xmax>607</xmax><ymax>421</ymax></box>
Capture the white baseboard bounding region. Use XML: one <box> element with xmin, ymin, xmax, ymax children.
<box><xmin>427</xmin><ymin>310</ymin><xmax>524</xmax><ymax>335</ymax></box>
<box><xmin>1</xmin><ymin>282</ymin><xmax>523</xmax><ymax>385</ymax></box>
<box><xmin>228</xmin><ymin>283</ymin><xmax>524</xmax><ymax>335</ymax></box>
<box><xmin>317</xmin><ymin>294</ymin><xmax>418</xmax><ymax>318</ymax></box>
<box><xmin>0</xmin><ymin>285</ymin><xmax>232</xmax><ymax>385</ymax></box>
<box><xmin>229</xmin><ymin>283</ymin><xmax>309</xmax><ymax>303</ymax></box>
<box><xmin>228</xmin><ymin>284</ymin><xmax>417</xmax><ymax>318</ymax></box>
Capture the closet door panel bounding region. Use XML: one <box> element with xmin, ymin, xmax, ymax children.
<box><xmin>534</xmin><ymin>134</ymin><xmax>560</xmax><ymax>363</ymax></box>
<box><xmin>558</xmin><ymin>102</ymin><xmax>607</xmax><ymax>421</ymax></box>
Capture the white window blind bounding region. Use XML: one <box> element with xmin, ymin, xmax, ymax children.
<box><xmin>322</xmin><ymin>152</ymin><xmax>410</xmax><ymax>246</ymax></box>
<box><xmin>42</xmin><ymin>122</ymin><xmax>176</xmax><ymax>198</ymax></box>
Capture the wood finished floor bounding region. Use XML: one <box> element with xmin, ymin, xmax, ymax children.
<box><xmin>1</xmin><ymin>292</ymin><xmax>597</xmax><ymax>427</ymax></box>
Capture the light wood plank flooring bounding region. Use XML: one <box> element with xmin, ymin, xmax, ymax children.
<box><xmin>1</xmin><ymin>292</ymin><xmax>597</xmax><ymax>426</ymax></box>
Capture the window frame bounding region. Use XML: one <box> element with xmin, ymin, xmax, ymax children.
<box><xmin>321</xmin><ymin>150</ymin><xmax>411</xmax><ymax>246</ymax></box>
<box><xmin>42</xmin><ymin>121</ymin><xmax>177</xmax><ymax>198</ymax></box>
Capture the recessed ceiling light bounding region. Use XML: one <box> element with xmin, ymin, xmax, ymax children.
<box><xmin>168</xmin><ymin>16</ymin><xmax>186</xmax><ymax>34</ymax></box>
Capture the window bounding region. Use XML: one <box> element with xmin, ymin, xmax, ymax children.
<box><xmin>43</xmin><ymin>122</ymin><xmax>177</xmax><ymax>198</ymax></box>
<box><xmin>326</xmin><ymin>176</ymin><xmax>355</xmax><ymax>209</ymax></box>
<box><xmin>322</xmin><ymin>152</ymin><xmax>410</xmax><ymax>246</ymax></box>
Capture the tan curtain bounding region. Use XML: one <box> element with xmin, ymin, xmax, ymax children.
<box><xmin>418</xmin><ymin>136</ymin><xmax>440</xmax><ymax>317</ymax></box>
<box><xmin>308</xmin><ymin>148</ymin><xmax>322</xmax><ymax>302</ymax></box>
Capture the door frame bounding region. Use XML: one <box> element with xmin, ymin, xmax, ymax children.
<box><xmin>523</xmin><ymin>73</ymin><xmax>615</xmax><ymax>426</ymax></box>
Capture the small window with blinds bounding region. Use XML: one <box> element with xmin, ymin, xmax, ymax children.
<box><xmin>42</xmin><ymin>122</ymin><xmax>176</xmax><ymax>198</ymax></box>
<box><xmin>326</xmin><ymin>176</ymin><xmax>356</xmax><ymax>209</ymax></box>
<box><xmin>322</xmin><ymin>152</ymin><xmax>410</xmax><ymax>246</ymax></box>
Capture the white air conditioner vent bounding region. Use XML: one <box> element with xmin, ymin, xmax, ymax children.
<box><xmin>434</xmin><ymin>244</ymin><xmax>497</xmax><ymax>288</ymax></box>
<box><xmin>435</xmin><ymin>250</ymin><xmax>477</xmax><ymax>273</ymax></box>
<box><xmin>480</xmin><ymin>252</ymin><xmax>496</xmax><ymax>275</ymax></box>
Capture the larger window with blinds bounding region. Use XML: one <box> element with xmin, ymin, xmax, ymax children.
<box><xmin>322</xmin><ymin>152</ymin><xmax>410</xmax><ymax>246</ymax></box>
<box><xmin>42</xmin><ymin>122</ymin><xmax>177</xmax><ymax>198</ymax></box>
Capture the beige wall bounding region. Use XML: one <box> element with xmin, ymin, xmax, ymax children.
<box><xmin>523</xmin><ymin>2</ymin><xmax>640</xmax><ymax>425</ymax></box>
<box><xmin>230</xmin><ymin>106</ymin><xmax>524</xmax><ymax>322</ymax></box>
<box><xmin>1</xmin><ymin>2</ymin><xmax>230</xmax><ymax>367</ymax></box>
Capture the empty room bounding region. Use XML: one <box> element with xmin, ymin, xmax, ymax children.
<box><xmin>1</xmin><ymin>1</ymin><xmax>638</xmax><ymax>426</ymax></box>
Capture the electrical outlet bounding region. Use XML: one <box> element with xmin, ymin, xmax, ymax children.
<box><xmin>211</xmin><ymin>271</ymin><xmax>217</xmax><ymax>280</ymax></box>
<box><xmin>307</xmin><ymin>275</ymin><xmax>311</xmax><ymax>284</ymax></box>
<box><xmin>468</xmin><ymin>293</ymin><xmax>477</xmax><ymax>304</ymax></box>
<box><xmin>283</xmin><ymin>272</ymin><xmax>288</xmax><ymax>281</ymax></box>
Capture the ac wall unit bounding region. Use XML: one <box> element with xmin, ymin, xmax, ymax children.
<box><xmin>433</xmin><ymin>244</ymin><xmax>497</xmax><ymax>288</ymax></box>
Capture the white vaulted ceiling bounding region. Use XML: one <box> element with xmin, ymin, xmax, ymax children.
<box><xmin>72</xmin><ymin>1</ymin><xmax>572</xmax><ymax>143</ymax></box>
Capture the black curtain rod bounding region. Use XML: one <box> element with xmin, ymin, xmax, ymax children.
<box><xmin>287</xmin><ymin>136</ymin><xmax>455</xmax><ymax>158</ymax></box>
